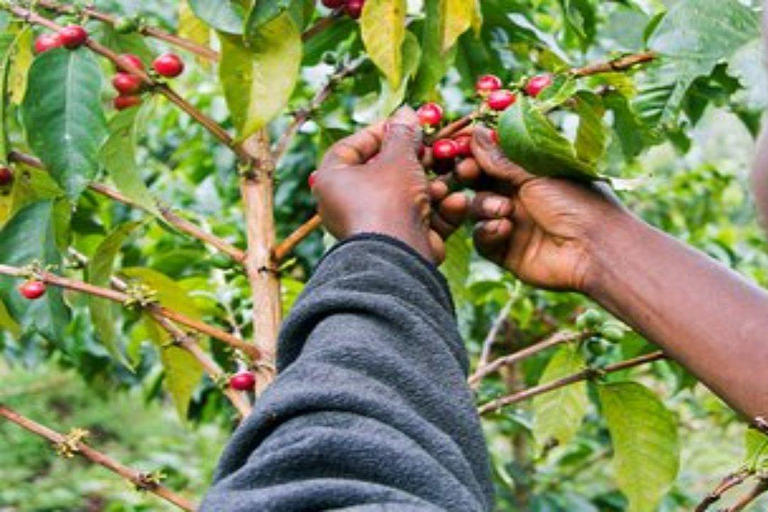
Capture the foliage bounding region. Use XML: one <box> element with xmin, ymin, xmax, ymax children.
<box><xmin>0</xmin><ymin>0</ymin><xmax>767</xmax><ymax>510</ymax></box>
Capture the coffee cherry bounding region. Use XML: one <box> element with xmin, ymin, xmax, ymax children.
<box><xmin>487</xmin><ymin>89</ymin><xmax>517</xmax><ymax>111</ymax></box>
<box><xmin>432</xmin><ymin>139</ymin><xmax>459</xmax><ymax>160</ymax></box>
<box><xmin>308</xmin><ymin>171</ymin><xmax>318</xmax><ymax>188</ymax></box>
<box><xmin>0</xmin><ymin>166</ymin><xmax>13</xmax><ymax>187</ymax></box>
<box><xmin>59</xmin><ymin>25</ymin><xmax>89</xmax><ymax>49</ymax></box>
<box><xmin>417</xmin><ymin>103</ymin><xmax>443</xmax><ymax>127</ymax></box>
<box><xmin>34</xmin><ymin>33</ymin><xmax>64</xmax><ymax>54</ymax></box>
<box><xmin>454</xmin><ymin>135</ymin><xmax>473</xmax><ymax>157</ymax></box>
<box><xmin>229</xmin><ymin>371</ymin><xmax>256</xmax><ymax>391</ymax></box>
<box><xmin>112</xmin><ymin>73</ymin><xmax>144</xmax><ymax>95</ymax></box>
<box><xmin>153</xmin><ymin>53</ymin><xmax>185</xmax><ymax>78</ymax></box>
<box><xmin>114</xmin><ymin>95</ymin><xmax>143</xmax><ymax>111</ymax></box>
<box><xmin>19</xmin><ymin>280</ymin><xmax>46</xmax><ymax>300</ymax></box>
<box><xmin>117</xmin><ymin>53</ymin><xmax>145</xmax><ymax>71</ymax></box>
<box><xmin>475</xmin><ymin>74</ymin><xmax>503</xmax><ymax>96</ymax></box>
<box><xmin>345</xmin><ymin>0</ymin><xmax>365</xmax><ymax>18</ymax></box>
<box><xmin>525</xmin><ymin>74</ymin><xmax>554</xmax><ymax>98</ymax></box>
<box><xmin>322</xmin><ymin>0</ymin><xmax>347</xmax><ymax>8</ymax></box>
<box><xmin>114</xmin><ymin>17</ymin><xmax>139</xmax><ymax>34</ymax></box>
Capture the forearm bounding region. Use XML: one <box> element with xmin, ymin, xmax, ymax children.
<box><xmin>203</xmin><ymin>235</ymin><xmax>493</xmax><ymax>511</ymax></box>
<box><xmin>584</xmin><ymin>213</ymin><xmax>768</xmax><ymax>418</ymax></box>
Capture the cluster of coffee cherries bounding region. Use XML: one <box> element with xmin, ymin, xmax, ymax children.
<box><xmin>320</xmin><ymin>0</ymin><xmax>365</xmax><ymax>19</ymax></box>
<box><xmin>417</xmin><ymin>72</ymin><xmax>555</xmax><ymax>164</ymax></box>
<box><xmin>110</xmin><ymin>52</ymin><xmax>185</xmax><ymax>111</ymax></box>
<box><xmin>34</xmin><ymin>24</ymin><xmax>89</xmax><ymax>53</ymax></box>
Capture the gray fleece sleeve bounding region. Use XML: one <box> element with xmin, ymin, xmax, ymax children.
<box><xmin>202</xmin><ymin>234</ymin><xmax>494</xmax><ymax>511</ymax></box>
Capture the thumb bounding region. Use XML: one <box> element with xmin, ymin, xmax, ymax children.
<box><xmin>379</xmin><ymin>106</ymin><xmax>422</xmax><ymax>162</ymax></box>
<box><xmin>472</xmin><ymin>126</ymin><xmax>533</xmax><ymax>187</ymax></box>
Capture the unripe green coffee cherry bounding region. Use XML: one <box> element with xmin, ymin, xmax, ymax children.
<box><xmin>576</xmin><ymin>309</ymin><xmax>603</xmax><ymax>330</ymax></box>
<box><xmin>114</xmin><ymin>17</ymin><xmax>139</xmax><ymax>34</ymax></box>
<box><xmin>600</xmin><ymin>325</ymin><xmax>626</xmax><ymax>343</ymax></box>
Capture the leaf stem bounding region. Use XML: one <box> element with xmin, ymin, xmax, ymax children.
<box><xmin>477</xmin><ymin>351</ymin><xmax>666</xmax><ymax>416</ymax></box>
<box><xmin>272</xmin><ymin>214</ymin><xmax>323</xmax><ymax>263</ymax></box>
<box><xmin>695</xmin><ymin>470</ymin><xmax>752</xmax><ymax>512</ymax></box>
<box><xmin>0</xmin><ymin>404</ymin><xmax>198</xmax><ymax>511</ymax></box>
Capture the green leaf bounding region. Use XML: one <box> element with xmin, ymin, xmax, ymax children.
<box><xmin>0</xmin><ymin>296</ymin><xmax>20</xmax><ymax>337</ymax></box>
<box><xmin>440</xmin><ymin>226</ymin><xmax>472</xmax><ymax>307</ymax></box>
<box><xmin>9</xmin><ymin>28</ymin><xmax>32</xmax><ymax>105</ymax></box>
<box><xmin>245</xmin><ymin>0</ymin><xmax>292</xmax><ymax>34</ymax></box>
<box><xmin>0</xmin><ymin>30</ymin><xmax>18</xmax><ymax>163</ymax></box>
<box><xmin>498</xmin><ymin>97</ymin><xmax>596</xmax><ymax>180</ymax></box>
<box><xmin>410</xmin><ymin>0</ymin><xmax>455</xmax><ymax>101</ymax></box>
<box><xmin>0</xmin><ymin>201</ymin><xmax>70</xmax><ymax>345</ymax></box>
<box><xmin>22</xmin><ymin>49</ymin><xmax>107</xmax><ymax>199</ymax></box>
<box><xmin>99</xmin><ymin>108</ymin><xmax>161</xmax><ymax>217</ymax></box>
<box><xmin>439</xmin><ymin>0</ymin><xmax>474</xmax><ymax>53</ymax></box>
<box><xmin>379</xmin><ymin>32</ymin><xmax>421</xmax><ymax>115</ymax></box>
<box><xmin>188</xmin><ymin>0</ymin><xmax>246</xmax><ymax>34</ymax></box>
<box><xmin>219</xmin><ymin>13</ymin><xmax>301</xmax><ymax>140</ymax></box>
<box><xmin>598</xmin><ymin>382</ymin><xmax>680</xmax><ymax>512</ymax></box>
<box><xmin>87</xmin><ymin>221</ymin><xmax>145</xmax><ymax>369</ymax></box>
<box><xmin>532</xmin><ymin>344</ymin><xmax>589</xmax><ymax>451</ymax></box>
<box><xmin>745</xmin><ymin>428</ymin><xmax>768</xmax><ymax>472</ymax></box>
<box><xmin>605</xmin><ymin>91</ymin><xmax>646</xmax><ymax>160</ymax></box>
<box><xmin>142</xmin><ymin>313</ymin><xmax>203</xmax><ymax>420</ymax></box>
<box><xmin>360</xmin><ymin>0</ymin><xmax>406</xmax><ymax>89</ymax></box>
<box><xmin>179</xmin><ymin>0</ymin><xmax>212</xmax><ymax>50</ymax></box>
<box><xmin>647</xmin><ymin>0</ymin><xmax>760</xmax><ymax>123</ymax></box>
<box><xmin>573</xmin><ymin>92</ymin><xmax>606</xmax><ymax>167</ymax></box>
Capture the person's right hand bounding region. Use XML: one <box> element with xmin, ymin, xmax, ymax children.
<box><xmin>465</xmin><ymin>127</ymin><xmax>632</xmax><ymax>293</ymax></box>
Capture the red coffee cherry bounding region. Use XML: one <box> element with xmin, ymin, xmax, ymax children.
<box><xmin>19</xmin><ymin>280</ymin><xmax>46</xmax><ymax>300</ymax></box>
<box><xmin>432</xmin><ymin>139</ymin><xmax>459</xmax><ymax>160</ymax></box>
<box><xmin>59</xmin><ymin>25</ymin><xmax>89</xmax><ymax>49</ymax></box>
<box><xmin>322</xmin><ymin>0</ymin><xmax>347</xmax><ymax>7</ymax></box>
<box><xmin>454</xmin><ymin>135</ymin><xmax>473</xmax><ymax>157</ymax></box>
<box><xmin>153</xmin><ymin>53</ymin><xmax>185</xmax><ymax>78</ymax></box>
<box><xmin>417</xmin><ymin>103</ymin><xmax>444</xmax><ymax>127</ymax></box>
<box><xmin>34</xmin><ymin>33</ymin><xmax>64</xmax><ymax>54</ymax></box>
<box><xmin>114</xmin><ymin>95</ymin><xmax>143</xmax><ymax>111</ymax></box>
<box><xmin>117</xmin><ymin>53</ymin><xmax>145</xmax><ymax>71</ymax></box>
<box><xmin>345</xmin><ymin>0</ymin><xmax>365</xmax><ymax>18</ymax></box>
<box><xmin>475</xmin><ymin>74</ymin><xmax>503</xmax><ymax>96</ymax></box>
<box><xmin>487</xmin><ymin>89</ymin><xmax>517</xmax><ymax>111</ymax></box>
<box><xmin>112</xmin><ymin>73</ymin><xmax>144</xmax><ymax>95</ymax></box>
<box><xmin>229</xmin><ymin>371</ymin><xmax>256</xmax><ymax>391</ymax></box>
<box><xmin>308</xmin><ymin>171</ymin><xmax>318</xmax><ymax>188</ymax></box>
<box><xmin>525</xmin><ymin>74</ymin><xmax>554</xmax><ymax>98</ymax></box>
<box><xmin>0</xmin><ymin>166</ymin><xmax>13</xmax><ymax>187</ymax></box>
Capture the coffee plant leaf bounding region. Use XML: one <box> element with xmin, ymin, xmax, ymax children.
<box><xmin>439</xmin><ymin>0</ymin><xmax>474</xmax><ymax>53</ymax></box>
<box><xmin>188</xmin><ymin>0</ymin><xmax>246</xmax><ymax>35</ymax></box>
<box><xmin>361</xmin><ymin>0</ymin><xmax>406</xmax><ymax>89</ymax></box>
<box><xmin>744</xmin><ymin>428</ymin><xmax>768</xmax><ymax>472</ymax></box>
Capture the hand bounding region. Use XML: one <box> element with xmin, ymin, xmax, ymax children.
<box><xmin>313</xmin><ymin>107</ymin><xmax>467</xmax><ymax>264</ymax></box>
<box><xmin>466</xmin><ymin>127</ymin><xmax>631</xmax><ymax>292</ymax></box>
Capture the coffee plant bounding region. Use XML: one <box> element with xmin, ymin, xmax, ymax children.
<box><xmin>0</xmin><ymin>0</ymin><xmax>767</xmax><ymax>510</ymax></box>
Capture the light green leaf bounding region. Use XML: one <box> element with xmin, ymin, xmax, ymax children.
<box><xmin>0</xmin><ymin>31</ymin><xmax>18</xmax><ymax>163</ymax></box>
<box><xmin>599</xmin><ymin>382</ymin><xmax>680</xmax><ymax>512</ymax></box>
<box><xmin>0</xmin><ymin>201</ymin><xmax>70</xmax><ymax>345</ymax></box>
<box><xmin>439</xmin><ymin>0</ymin><xmax>474</xmax><ymax>53</ymax></box>
<box><xmin>188</xmin><ymin>0</ymin><xmax>246</xmax><ymax>34</ymax></box>
<box><xmin>745</xmin><ymin>428</ymin><xmax>768</xmax><ymax>472</ymax></box>
<box><xmin>87</xmin><ymin>221</ymin><xmax>145</xmax><ymax>369</ymax></box>
<box><xmin>142</xmin><ymin>313</ymin><xmax>203</xmax><ymax>420</ymax></box>
<box><xmin>245</xmin><ymin>0</ymin><xmax>292</xmax><ymax>34</ymax></box>
<box><xmin>219</xmin><ymin>12</ymin><xmax>301</xmax><ymax>140</ymax></box>
<box><xmin>22</xmin><ymin>49</ymin><xmax>107</xmax><ymax>199</ymax></box>
<box><xmin>532</xmin><ymin>344</ymin><xmax>589</xmax><ymax>451</ymax></box>
<box><xmin>498</xmin><ymin>97</ymin><xmax>596</xmax><ymax>179</ymax></box>
<box><xmin>121</xmin><ymin>267</ymin><xmax>202</xmax><ymax>320</ymax></box>
<box><xmin>379</xmin><ymin>32</ymin><xmax>421</xmax><ymax>116</ymax></box>
<box><xmin>99</xmin><ymin>108</ymin><xmax>161</xmax><ymax>217</ymax></box>
<box><xmin>573</xmin><ymin>92</ymin><xmax>606</xmax><ymax>166</ymax></box>
<box><xmin>411</xmin><ymin>0</ymin><xmax>455</xmax><ymax>101</ymax></box>
<box><xmin>361</xmin><ymin>0</ymin><xmax>406</xmax><ymax>88</ymax></box>
<box><xmin>9</xmin><ymin>28</ymin><xmax>32</xmax><ymax>105</ymax></box>
<box><xmin>440</xmin><ymin>226</ymin><xmax>472</xmax><ymax>307</ymax></box>
<box><xmin>0</xmin><ymin>297</ymin><xmax>20</xmax><ymax>337</ymax></box>
<box><xmin>179</xmin><ymin>0</ymin><xmax>211</xmax><ymax>49</ymax></box>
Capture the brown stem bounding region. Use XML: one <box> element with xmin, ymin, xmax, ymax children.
<box><xmin>301</xmin><ymin>14</ymin><xmax>341</xmax><ymax>42</ymax></box>
<box><xmin>0</xmin><ymin>405</ymin><xmax>197</xmax><ymax>511</ymax></box>
<box><xmin>8</xmin><ymin>151</ymin><xmax>245</xmax><ymax>263</ymax></box>
<box><xmin>571</xmin><ymin>51</ymin><xmax>657</xmax><ymax>78</ymax></box>
<box><xmin>469</xmin><ymin>330</ymin><xmax>590</xmax><ymax>388</ymax></box>
<box><xmin>272</xmin><ymin>58</ymin><xmax>366</xmax><ymax>164</ymax></box>
<box><xmin>726</xmin><ymin>478</ymin><xmax>768</xmax><ymax>512</ymax></box>
<box><xmin>476</xmin><ymin>297</ymin><xmax>515</xmax><ymax>374</ymax></box>
<box><xmin>0</xmin><ymin>264</ymin><xmax>260</xmax><ymax>361</ymax></box>
<box><xmin>240</xmin><ymin>132</ymin><xmax>281</xmax><ymax>385</ymax></box>
<box><xmin>4</xmin><ymin>5</ymin><xmax>249</xmax><ymax>162</ymax></box>
<box><xmin>478</xmin><ymin>351</ymin><xmax>666</xmax><ymax>416</ymax></box>
<box><xmin>35</xmin><ymin>0</ymin><xmax>219</xmax><ymax>61</ymax></box>
<box><xmin>695</xmin><ymin>470</ymin><xmax>752</xmax><ymax>512</ymax></box>
<box><xmin>273</xmin><ymin>214</ymin><xmax>323</xmax><ymax>262</ymax></box>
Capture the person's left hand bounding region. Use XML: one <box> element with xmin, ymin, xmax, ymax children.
<box><xmin>312</xmin><ymin>107</ymin><xmax>467</xmax><ymax>264</ymax></box>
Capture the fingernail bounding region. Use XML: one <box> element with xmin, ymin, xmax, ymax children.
<box><xmin>486</xmin><ymin>197</ymin><xmax>507</xmax><ymax>217</ymax></box>
<box><xmin>489</xmin><ymin>220</ymin><xmax>501</xmax><ymax>234</ymax></box>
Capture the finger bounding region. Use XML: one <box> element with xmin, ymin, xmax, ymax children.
<box><xmin>323</xmin><ymin>121</ymin><xmax>387</xmax><ymax>167</ymax></box>
<box><xmin>455</xmin><ymin>157</ymin><xmax>482</xmax><ymax>184</ymax></box>
<box><xmin>473</xmin><ymin>219</ymin><xmax>514</xmax><ymax>263</ymax></box>
<box><xmin>430</xmin><ymin>212</ymin><xmax>455</xmax><ymax>239</ymax></box>
<box><xmin>380</xmin><ymin>106</ymin><xmax>422</xmax><ymax>163</ymax></box>
<box><xmin>470</xmin><ymin>192</ymin><xmax>514</xmax><ymax>220</ymax></box>
<box><xmin>438</xmin><ymin>192</ymin><xmax>468</xmax><ymax>226</ymax></box>
<box><xmin>428</xmin><ymin>230</ymin><xmax>447</xmax><ymax>264</ymax></box>
<box><xmin>472</xmin><ymin>126</ymin><xmax>535</xmax><ymax>186</ymax></box>
<box><xmin>429</xmin><ymin>179</ymin><xmax>449</xmax><ymax>202</ymax></box>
